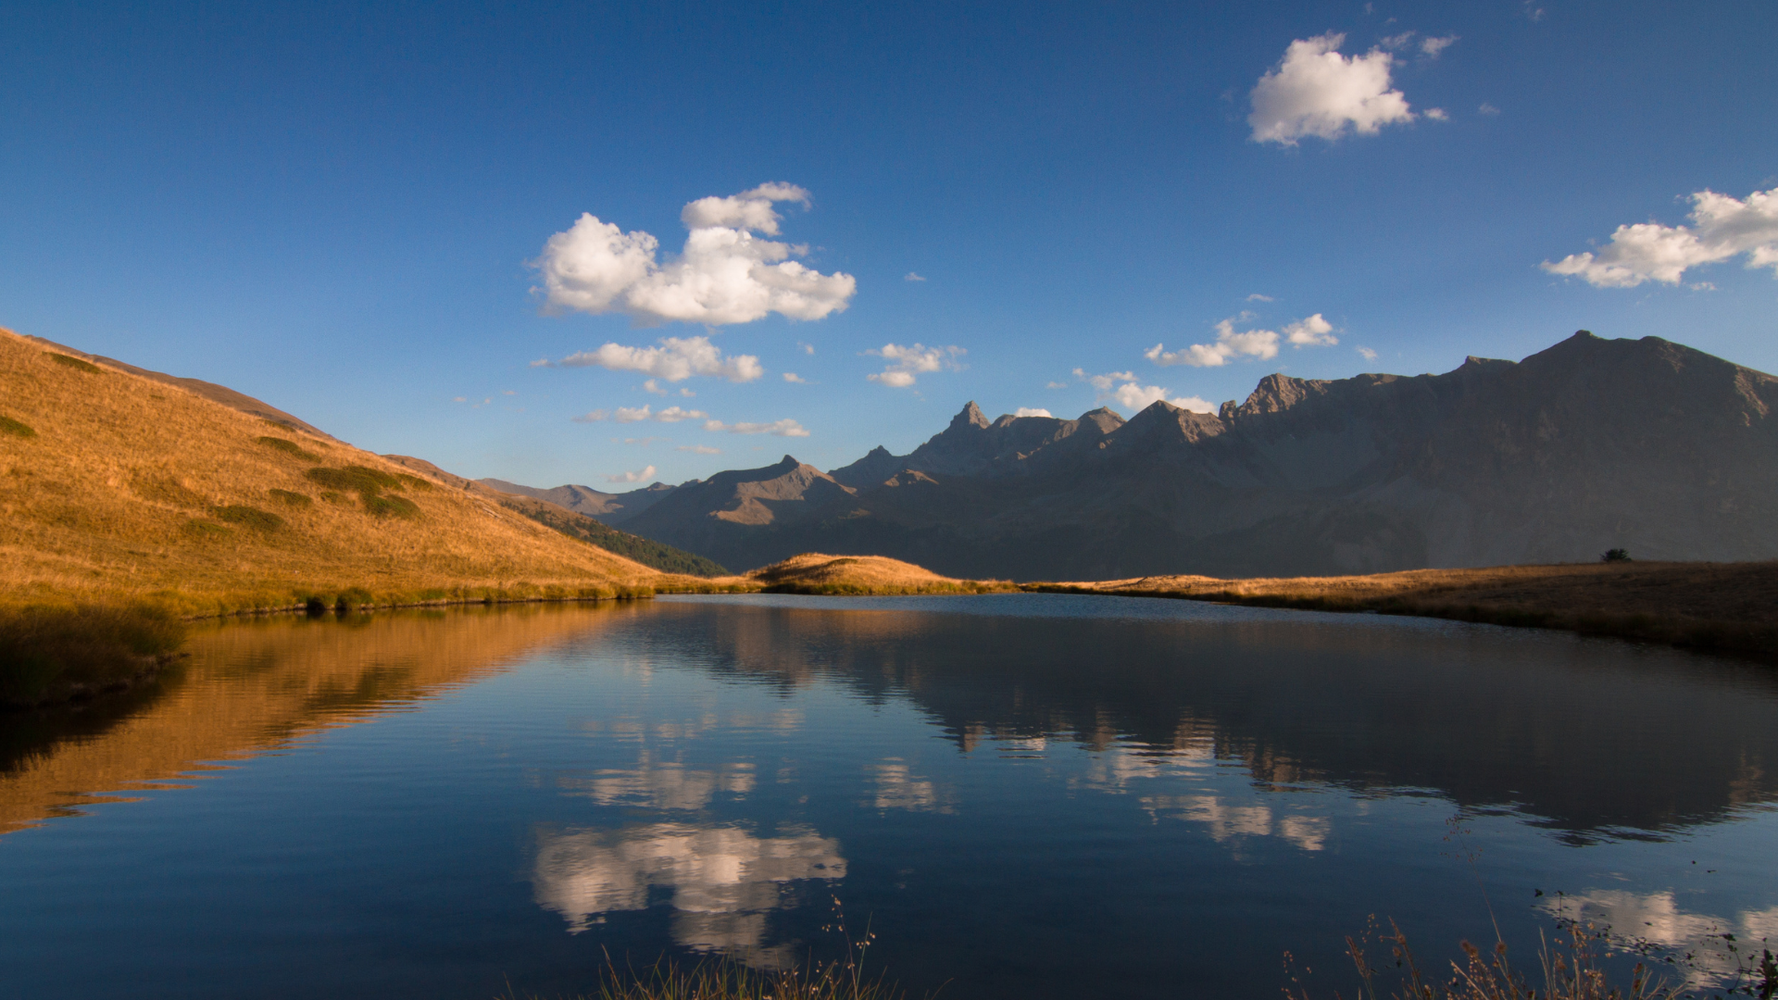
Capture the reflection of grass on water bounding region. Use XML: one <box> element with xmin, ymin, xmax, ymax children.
<box><xmin>0</xmin><ymin>603</ymin><xmax>187</xmax><ymax>707</ymax></box>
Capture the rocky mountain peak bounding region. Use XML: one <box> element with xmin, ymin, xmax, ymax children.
<box><xmin>950</xmin><ymin>401</ymin><xmax>990</xmax><ymax>431</ymax></box>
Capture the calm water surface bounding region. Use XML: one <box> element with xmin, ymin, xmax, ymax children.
<box><xmin>2</xmin><ymin>594</ymin><xmax>1775</xmax><ymax>998</ymax></box>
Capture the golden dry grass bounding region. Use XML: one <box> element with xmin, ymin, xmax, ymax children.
<box><xmin>0</xmin><ymin>325</ymin><xmax>684</xmax><ymax>615</ymax></box>
<box><xmin>744</xmin><ymin>552</ymin><xmax>1014</xmax><ymax>595</ymax></box>
<box><xmin>1029</xmin><ymin>560</ymin><xmax>1778</xmax><ymax>657</ymax></box>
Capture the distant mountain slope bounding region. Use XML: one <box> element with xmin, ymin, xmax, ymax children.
<box><xmin>0</xmin><ymin>326</ymin><xmax>663</xmax><ymax>611</ymax></box>
<box><xmin>390</xmin><ymin>461</ymin><xmax>725</xmax><ymax>576</ymax></box>
<box><xmin>477</xmin><ymin>478</ymin><xmax>677</xmax><ymax>526</ymax></box>
<box><xmin>614</xmin><ymin>331</ymin><xmax>1778</xmax><ymax>578</ymax></box>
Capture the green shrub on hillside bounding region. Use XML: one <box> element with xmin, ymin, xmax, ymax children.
<box><xmin>214</xmin><ymin>504</ymin><xmax>285</xmax><ymax>531</ymax></box>
<box><xmin>0</xmin><ymin>414</ymin><xmax>35</xmax><ymax>438</ymax></box>
<box><xmin>47</xmin><ymin>352</ymin><xmax>103</xmax><ymax>374</ymax></box>
<box><xmin>256</xmin><ymin>436</ymin><xmax>320</xmax><ymax>461</ymax></box>
<box><xmin>268</xmin><ymin>489</ymin><xmax>313</xmax><ymax>508</ymax></box>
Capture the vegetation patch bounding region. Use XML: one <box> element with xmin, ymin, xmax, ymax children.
<box><xmin>256</xmin><ymin>436</ymin><xmax>320</xmax><ymax>461</ymax></box>
<box><xmin>181</xmin><ymin>519</ymin><xmax>232</xmax><ymax>539</ymax></box>
<box><xmin>0</xmin><ymin>603</ymin><xmax>186</xmax><ymax>707</ymax></box>
<box><xmin>0</xmin><ymin>414</ymin><xmax>36</xmax><ymax>438</ymax></box>
<box><xmin>213</xmin><ymin>504</ymin><xmax>285</xmax><ymax>532</ymax></box>
<box><xmin>267</xmin><ymin>488</ymin><xmax>313</xmax><ymax>508</ymax></box>
<box><xmin>362</xmin><ymin>494</ymin><xmax>420</xmax><ymax>519</ymax></box>
<box><xmin>394</xmin><ymin>473</ymin><xmax>435</xmax><ymax>491</ymax></box>
<box><xmin>134</xmin><ymin>474</ymin><xmax>208</xmax><ymax>509</ymax></box>
<box><xmin>306</xmin><ymin>465</ymin><xmax>421</xmax><ymax>518</ymax></box>
<box><xmin>46</xmin><ymin>352</ymin><xmax>103</xmax><ymax>374</ymax></box>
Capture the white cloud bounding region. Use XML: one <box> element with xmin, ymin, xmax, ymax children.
<box><xmin>1249</xmin><ymin>33</ymin><xmax>1416</xmax><ymax>145</ymax></box>
<box><xmin>621</xmin><ymin>436</ymin><xmax>666</xmax><ymax>445</ymax></box>
<box><xmin>574</xmin><ymin>404</ymin><xmax>707</xmax><ymax>424</ymax></box>
<box><xmin>1378</xmin><ymin>31</ymin><xmax>1415</xmax><ymax>50</ymax></box>
<box><xmin>904</xmin><ymin>272</ymin><xmax>926</xmax><ymax>282</ymax></box>
<box><xmin>532</xmin><ymin>183</ymin><xmax>856</xmax><ymax>325</ymax></box>
<box><xmin>1541</xmin><ymin>185</ymin><xmax>1778</xmax><ymax>288</ymax></box>
<box><xmin>1073</xmin><ymin>368</ymin><xmax>1215</xmax><ymax>415</ymax></box>
<box><xmin>451</xmin><ymin>396</ymin><xmax>467</xmax><ymax>403</ymax></box>
<box><xmin>1284</xmin><ymin>313</ymin><xmax>1338</xmax><ymax>346</ymax></box>
<box><xmin>1246</xmin><ymin>293</ymin><xmax>1275</xmax><ymax>302</ymax></box>
<box><xmin>679</xmin><ymin>387</ymin><xmax>695</xmax><ymax>397</ymax></box>
<box><xmin>703</xmin><ymin>418</ymin><xmax>810</xmax><ymax>437</ymax></box>
<box><xmin>1148</xmin><ymin>314</ymin><xmax>1336</xmax><ymax>368</ymax></box>
<box><xmin>557</xmin><ymin>335</ymin><xmax>763</xmax><ymax>383</ymax></box>
<box><xmin>1420</xmin><ymin>34</ymin><xmax>1458</xmax><ymax>57</ymax></box>
<box><xmin>782</xmin><ymin>372</ymin><xmax>809</xmax><ymax>383</ymax></box>
<box><xmin>1423</xmin><ymin>107</ymin><xmax>1448</xmax><ymax>121</ymax></box>
<box><xmin>1046</xmin><ymin>380</ymin><xmax>1068</xmax><ymax>389</ymax></box>
<box><xmin>797</xmin><ymin>341</ymin><xmax>815</xmax><ymax>355</ymax></box>
<box><xmin>641</xmin><ymin>379</ymin><xmax>668</xmax><ymax>395</ymax></box>
<box><xmin>606</xmin><ymin>465</ymin><xmax>658</xmax><ymax>484</ymax></box>
<box><xmin>529</xmin><ymin>358</ymin><xmax>551</xmax><ymax>368</ymax></box>
<box><xmin>677</xmin><ymin>445</ymin><xmax>721</xmax><ymax>454</ymax></box>
<box><xmin>865</xmin><ymin>343</ymin><xmax>965</xmax><ymax>387</ymax></box>
<box><xmin>1013</xmin><ymin>407</ymin><xmax>1053</xmax><ymax>418</ymax></box>
<box><xmin>1478</xmin><ymin>102</ymin><xmax>1500</xmax><ymax>116</ymax></box>
<box><xmin>1356</xmin><ymin>346</ymin><xmax>1378</xmax><ymax>360</ymax></box>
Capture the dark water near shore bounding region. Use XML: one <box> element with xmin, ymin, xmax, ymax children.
<box><xmin>2</xmin><ymin>594</ymin><xmax>1776</xmax><ymax>998</ymax></box>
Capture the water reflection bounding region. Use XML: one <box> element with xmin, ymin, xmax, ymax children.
<box><xmin>1543</xmin><ymin>890</ymin><xmax>1778</xmax><ymax>986</ymax></box>
<box><xmin>558</xmin><ymin>752</ymin><xmax>757</xmax><ymax>811</ymax></box>
<box><xmin>0</xmin><ymin>604</ymin><xmax>632</xmax><ymax>837</ymax></box>
<box><xmin>657</xmin><ymin>596</ymin><xmax>1778</xmax><ymax>840</ymax></box>
<box><xmin>530</xmin><ymin>823</ymin><xmax>846</xmax><ymax>964</ymax></box>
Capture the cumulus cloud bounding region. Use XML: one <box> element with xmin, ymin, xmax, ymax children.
<box><xmin>1073</xmin><ymin>369</ymin><xmax>1215</xmax><ymax>415</ymax></box>
<box><xmin>1541</xmin><ymin>185</ymin><xmax>1778</xmax><ymax>287</ymax></box>
<box><xmin>866</xmin><ymin>343</ymin><xmax>965</xmax><ymax>388</ymax></box>
<box><xmin>642</xmin><ymin>379</ymin><xmax>668</xmax><ymax>395</ymax></box>
<box><xmin>1147</xmin><ymin>314</ymin><xmax>1336</xmax><ymax>368</ymax></box>
<box><xmin>782</xmin><ymin>372</ymin><xmax>809</xmax><ymax>383</ymax></box>
<box><xmin>533</xmin><ymin>183</ymin><xmax>856</xmax><ymax>325</ymax></box>
<box><xmin>1356</xmin><ymin>346</ymin><xmax>1379</xmax><ymax>361</ymax></box>
<box><xmin>607</xmin><ymin>465</ymin><xmax>657</xmax><ymax>484</ymax></box>
<box><xmin>556</xmin><ymin>335</ymin><xmax>762</xmax><ymax>383</ymax></box>
<box><xmin>573</xmin><ymin>404</ymin><xmax>708</xmax><ymax>424</ymax></box>
<box><xmin>1249</xmin><ymin>33</ymin><xmax>1416</xmax><ymax>145</ymax></box>
<box><xmin>677</xmin><ymin>445</ymin><xmax>721</xmax><ymax>455</ymax></box>
<box><xmin>1013</xmin><ymin>407</ymin><xmax>1053</xmax><ymax>418</ymax></box>
<box><xmin>703</xmin><ymin>418</ymin><xmax>810</xmax><ymax>437</ymax></box>
<box><xmin>1420</xmin><ymin>34</ymin><xmax>1458</xmax><ymax>57</ymax></box>
<box><xmin>1423</xmin><ymin>107</ymin><xmax>1449</xmax><ymax>121</ymax></box>
<box><xmin>1246</xmin><ymin>293</ymin><xmax>1275</xmax><ymax>302</ymax></box>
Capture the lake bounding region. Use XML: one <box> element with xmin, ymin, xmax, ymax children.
<box><xmin>2</xmin><ymin>594</ymin><xmax>1775</xmax><ymax>998</ymax></box>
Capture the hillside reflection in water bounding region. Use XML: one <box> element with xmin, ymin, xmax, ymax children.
<box><xmin>1</xmin><ymin>595</ymin><xmax>1775</xmax><ymax>1000</ymax></box>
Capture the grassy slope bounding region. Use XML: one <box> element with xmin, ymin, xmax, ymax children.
<box><xmin>1028</xmin><ymin>560</ymin><xmax>1778</xmax><ymax>657</ymax></box>
<box><xmin>745</xmin><ymin>552</ymin><xmax>1014</xmax><ymax>595</ymax></box>
<box><xmin>0</xmin><ymin>326</ymin><xmax>684</xmax><ymax>616</ymax></box>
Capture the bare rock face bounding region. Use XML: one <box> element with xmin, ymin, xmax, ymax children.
<box><xmin>612</xmin><ymin>332</ymin><xmax>1778</xmax><ymax>578</ymax></box>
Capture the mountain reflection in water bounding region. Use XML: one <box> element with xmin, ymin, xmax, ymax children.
<box><xmin>653</xmin><ymin>594</ymin><xmax>1778</xmax><ymax>840</ymax></box>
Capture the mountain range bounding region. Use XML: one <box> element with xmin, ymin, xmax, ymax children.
<box><xmin>536</xmin><ymin>332</ymin><xmax>1778</xmax><ymax>579</ymax></box>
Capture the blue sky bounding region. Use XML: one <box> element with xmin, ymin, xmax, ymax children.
<box><xmin>4</xmin><ymin>1</ymin><xmax>1775</xmax><ymax>488</ymax></box>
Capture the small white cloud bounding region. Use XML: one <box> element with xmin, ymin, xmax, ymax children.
<box><xmin>782</xmin><ymin>372</ymin><xmax>809</xmax><ymax>383</ymax></box>
<box><xmin>1424</xmin><ymin>107</ymin><xmax>1449</xmax><ymax>121</ymax></box>
<box><xmin>905</xmin><ymin>272</ymin><xmax>926</xmax><ymax>282</ymax></box>
<box><xmin>1420</xmin><ymin>34</ymin><xmax>1458</xmax><ymax>58</ymax></box>
<box><xmin>572</xmin><ymin>409</ymin><xmax>607</xmax><ymax>423</ymax></box>
<box><xmin>502</xmin><ymin>389</ymin><xmax>516</xmax><ymax>396</ymax></box>
<box><xmin>641</xmin><ymin>379</ymin><xmax>668</xmax><ymax>395</ymax></box>
<box><xmin>1013</xmin><ymin>407</ymin><xmax>1053</xmax><ymax>418</ymax></box>
<box><xmin>1542</xmin><ymin>185</ymin><xmax>1778</xmax><ymax>287</ymax></box>
<box><xmin>1249</xmin><ymin>33</ymin><xmax>1416</xmax><ymax>145</ymax></box>
<box><xmin>680</xmin><ymin>387</ymin><xmax>695</xmax><ymax>397</ymax></box>
<box><xmin>654</xmin><ymin>405</ymin><xmax>708</xmax><ymax>423</ymax></box>
<box><xmin>529</xmin><ymin>358</ymin><xmax>551</xmax><ymax>368</ymax></box>
<box><xmin>1356</xmin><ymin>346</ymin><xmax>1379</xmax><ymax>361</ymax></box>
<box><xmin>797</xmin><ymin>341</ymin><xmax>815</xmax><ymax>355</ymax></box>
<box><xmin>1046</xmin><ymin>380</ymin><xmax>1068</xmax><ymax>389</ymax></box>
<box><xmin>1522</xmin><ymin>2</ymin><xmax>1545</xmax><ymax>22</ymax></box>
<box><xmin>611</xmin><ymin>405</ymin><xmax>653</xmax><ymax>423</ymax></box>
<box><xmin>1246</xmin><ymin>293</ymin><xmax>1275</xmax><ymax>302</ymax></box>
<box><xmin>574</xmin><ymin>404</ymin><xmax>707</xmax><ymax>424</ymax></box>
<box><xmin>606</xmin><ymin>465</ymin><xmax>657</xmax><ymax>484</ymax></box>
<box><xmin>1378</xmin><ymin>31</ymin><xmax>1416</xmax><ymax>50</ymax></box>
<box><xmin>532</xmin><ymin>183</ymin><xmax>856</xmax><ymax>326</ymax></box>
<box><xmin>451</xmin><ymin>396</ymin><xmax>467</xmax><ymax>403</ymax></box>
<box><xmin>557</xmin><ymin>335</ymin><xmax>763</xmax><ymax>383</ymax></box>
<box><xmin>866</xmin><ymin>343</ymin><xmax>965</xmax><ymax>387</ymax></box>
<box><xmin>677</xmin><ymin>445</ymin><xmax>721</xmax><ymax>454</ymax></box>
<box><xmin>1148</xmin><ymin>314</ymin><xmax>1336</xmax><ymax>368</ymax></box>
<box><xmin>703</xmin><ymin>418</ymin><xmax>810</xmax><ymax>437</ymax></box>
<box><xmin>1690</xmin><ymin>281</ymin><xmax>1717</xmax><ymax>291</ymax></box>
<box><xmin>1284</xmin><ymin>314</ymin><xmax>1339</xmax><ymax>347</ymax></box>
<box><xmin>621</xmin><ymin>436</ymin><xmax>667</xmax><ymax>445</ymax></box>
<box><xmin>1073</xmin><ymin>369</ymin><xmax>1214</xmax><ymax>415</ymax></box>
<box><xmin>1478</xmin><ymin>102</ymin><xmax>1500</xmax><ymax>116</ymax></box>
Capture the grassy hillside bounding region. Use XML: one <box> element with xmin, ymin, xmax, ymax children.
<box><xmin>746</xmin><ymin>553</ymin><xmax>1013</xmax><ymax>595</ymax></box>
<box><xmin>0</xmin><ymin>326</ymin><xmax>673</xmax><ymax>618</ymax></box>
<box><xmin>1029</xmin><ymin>561</ymin><xmax>1778</xmax><ymax>657</ymax></box>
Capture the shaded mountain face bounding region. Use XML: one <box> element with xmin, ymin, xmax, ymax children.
<box><xmin>478</xmin><ymin>479</ymin><xmax>676</xmax><ymax>526</ymax></box>
<box><xmin>612</xmin><ymin>332</ymin><xmax>1778</xmax><ymax>578</ymax></box>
